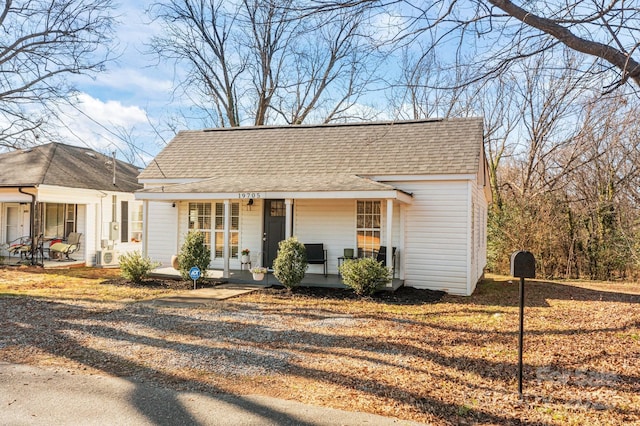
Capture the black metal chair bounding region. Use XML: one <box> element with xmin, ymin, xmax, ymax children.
<box><xmin>304</xmin><ymin>243</ymin><xmax>328</xmax><ymax>277</ymax></box>
<box><xmin>376</xmin><ymin>246</ymin><xmax>397</xmax><ymax>278</ymax></box>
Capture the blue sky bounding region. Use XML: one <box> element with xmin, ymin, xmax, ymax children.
<box><xmin>56</xmin><ymin>2</ymin><xmax>176</xmax><ymax>167</ymax></box>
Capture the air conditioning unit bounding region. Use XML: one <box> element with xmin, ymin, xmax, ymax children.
<box><xmin>96</xmin><ymin>250</ymin><xmax>119</xmax><ymax>268</ymax></box>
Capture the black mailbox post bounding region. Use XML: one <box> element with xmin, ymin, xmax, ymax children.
<box><xmin>510</xmin><ymin>250</ymin><xmax>535</xmax><ymax>399</ymax></box>
<box><xmin>511</xmin><ymin>251</ymin><xmax>535</xmax><ymax>278</ymax></box>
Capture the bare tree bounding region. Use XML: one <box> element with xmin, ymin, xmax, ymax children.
<box><xmin>562</xmin><ymin>96</ymin><xmax>640</xmax><ymax>279</ymax></box>
<box><xmin>0</xmin><ymin>0</ymin><xmax>115</xmax><ymax>149</ymax></box>
<box><xmin>389</xmin><ymin>46</ymin><xmax>469</xmax><ymax>120</ymax></box>
<box><xmin>149</xmin><ymin>0</ymin><xmax>246</xmax><ymax>127</ymax></box>
<box><xmin>500</xmin><ymin>54</ymin><xmax>598</xmax><ymax>198</ymax></box>
<box><xmin>149</xmin><ymin>0</ymin><xmax>381</xmax><ymax>127</ymax></box>
<box><xmin>274</xmin><ymin>6</ymin><xmax>383</xmax><ymax>124</ymax></box>
<box><xmin>304</xmin><ymin>1</ymin><xmax>640</xmax><ymax>92</ymax></box>
<box><xmin>484</xmin><ymin>0</ymin><xmax>640</xmax><ymax>90</ymax></box>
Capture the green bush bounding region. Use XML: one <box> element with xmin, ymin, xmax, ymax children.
<box><xmin>273</xmin><ymin>237</ymin><xmax>308</xmax><ymax>290</ymax></box>
<box><xmin>178</xmin><ymin>231</ymin><xmax>211</xmax><ymax>283</ymax></box>
<box><xmin>339</xmin><ymin>257</ymin><xmax>391</xmax><ymax>296</ymax></box>
<box><xmin>119</xmin><ymin>251</ymin><xmax>160</xmax><ymax>284</ymax></box>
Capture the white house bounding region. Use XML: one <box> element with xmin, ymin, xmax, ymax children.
<box><xmin>137</xmin><ymin>118</ymin><xmax>491</xmax><ymax>295</ymax></box>
<box><xmin>0</xmin><ymin>142</ymin><xmax>144</xmax><ymax>266</ymax></box>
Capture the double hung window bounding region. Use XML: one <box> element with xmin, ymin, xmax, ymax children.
<box><xmin>214</xmin><ymin>202</ymin><xmax>239</xmax><ymax>258</ymax></box>
<box><xmin>356</xmin><ymin>200</ymin><xmax>380</xmax><ymax>257</ymax></box>
<box><xmin>188</xmin><ymin>203</ymin><xmax>212</xmax><ymax>247</ymax></box>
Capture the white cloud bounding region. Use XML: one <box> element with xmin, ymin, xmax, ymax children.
<box><xmin>77</xmin><ymin>93</ymin><xmax>148</xmax><ymax>127</ymax></box>
<box><xmin>54</xmin><ymin>93</ymin><xmax>152</xmax><ymax>156</ymax></box>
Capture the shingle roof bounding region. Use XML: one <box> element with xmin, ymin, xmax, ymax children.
<box><xmin>140</xmin><ymin>173</ymin><xmax>398</xmax><ymax>194</ymax></box>
<box><xmin>0</xmin><ymin>142</ymin><xmax>142</xmax><ymax>192</ymax></box>
<box><xmin>139</xmin><ymin>118</ymin><xmax>484</xmax><ymax>180</ymax></box>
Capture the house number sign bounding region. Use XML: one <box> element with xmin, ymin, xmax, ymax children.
<box><xmin>237</xmin><ymin>192</ymin><xmax>263</xmax><ymax>199</ymax></box>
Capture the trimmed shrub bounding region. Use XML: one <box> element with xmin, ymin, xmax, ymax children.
<box><xmin>178</xmin><ymin>231</ymin><xmax>211</xmax><ymax>284</ymax></box>
<box><xmin>119</xmin><ymin>251</ymin><xmax>160</xmax><ymax>284</ymax></box>
<box><xmin>273</xmin><ymin>237</ymin><xmax>308</xmax><ymax>290</ymax></box>
<box><xmin>339</xmin><ymin>257</ymin><xmax>391</xmax><ymax>296</ymax></box>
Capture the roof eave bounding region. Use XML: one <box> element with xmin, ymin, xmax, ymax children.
<box><xmin>136</xmin><ymin>189</ymin><xmax>413</xmax><ymax>204</ymax></box>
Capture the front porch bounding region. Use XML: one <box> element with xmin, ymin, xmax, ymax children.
<box><xmin>150</xmin><ymin>267</ymin><xmax>404</xmax><ymax>291</ymax></box>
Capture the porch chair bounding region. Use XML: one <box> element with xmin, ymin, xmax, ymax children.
<box><xmin>376</xmin><ymin>246</ymin><xmax>397</xmax><ymax>278</ymax></box>
<box><xmin>49</xmin><ymin>232</ymin><xmax>82</xmax><ymax>261</ymax></box>
<box><xmin>8</xmin><ymin>236</ymin><xmax>31</xmax><ymax>259</ymax></box>
<box><xmin>304</xmin><ymin>243</ymin><xmax>328</xmax><ymax>277</ymax></box>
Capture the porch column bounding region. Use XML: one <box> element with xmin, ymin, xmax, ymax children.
<box><xmin>223</xmin><ymin>199</ymin><xmax>230</xmax><ymax>278</ymax></box>
<box><xmin>142</xmin><ymin>200</ymin><xmax>149</xmax><ymax>258</ymax></box>
<box><xmin>386</xmin><ymin>199</ymin><xmax>394</xmax><ymax>272</ymax></box>
<box><xmin>285</xmin><ymin>199</ymin><xmax>293</xmax><ymax>239</ymax></box>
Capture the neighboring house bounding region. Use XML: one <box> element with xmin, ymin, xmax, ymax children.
<box><xmin>0</xmin><ymin>142</ymin><xmax>144</xmax><ymax>266</ymax></box>
<box><xmin>137</xmin><ymin>118</ymin><xmax>491</xmax><ymax>295</ymax></box>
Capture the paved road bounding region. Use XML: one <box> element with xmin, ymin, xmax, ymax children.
<box><xmin>0</xmin><ymin>362</ymin><xmax>425</xmax><ymax>426</ymax></box>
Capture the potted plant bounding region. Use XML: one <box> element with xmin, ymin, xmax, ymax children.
<box><xmin>250</xmin><ymin>266</ymin><xmax>267</xmax><ymax>281</ymax></box>
<box><xmin>241</xmin><ymin>248</ymin><xmax>250</xmax><ymax>264</ymax></box>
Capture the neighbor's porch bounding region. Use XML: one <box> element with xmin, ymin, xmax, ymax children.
<box><xmin>1</xmin><ymin>255</ymin><xmax>85</xmax><ymax>269</ymax></box>
<box><xmin>150</xmin><ymin>267</ymin><xmax>404</xmax><ymax>291</ymax></box>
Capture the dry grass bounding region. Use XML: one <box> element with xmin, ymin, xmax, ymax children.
<box><xmin>1</xmin><ymin>267</ymin><xmax>638</xmax><ymax>425</ymax></box>
<box><xmin>0</xmin><ymin>266</ymin><xmax>184</xmax><ymax>301</ymax></box>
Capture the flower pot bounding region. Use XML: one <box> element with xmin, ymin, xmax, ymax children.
<box><xmin>252</xmin><ymin>272</ymin><xmax>264</xmax><ymax>281</ymax></box>
<box><xmin>171</xmin><ymin>254</ymin><xmax>179</xmax><ymax>270</ymax></box>
<box><xmin>241</xmin><ymin>255</ymin><xmax>250</xmax><ymax>263</ymax></box>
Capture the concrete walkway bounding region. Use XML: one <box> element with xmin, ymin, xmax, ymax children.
<box><xmin>0</xmin><ymin>362</ymin><xmax>424</xmax><ymax>426</ymax></box>
<box><xmin>149</xmin><ymin>283</ymin><xmax>262</xmax><ymax>307</ymax></box>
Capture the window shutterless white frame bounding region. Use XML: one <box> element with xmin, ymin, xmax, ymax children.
<box><xmin>356</xmin><ymin>200</ymin><xmax>381</xmax><ymax>257</ymax></box>
<box><xmin>188</xmin><ymin>202</ymin><xmax>212</xmax><ymax>247</ymax></box>
<box><xmin>214</xmin><ymin>202</ymin><xmax>239</xmax><ymax>259</ymax></box>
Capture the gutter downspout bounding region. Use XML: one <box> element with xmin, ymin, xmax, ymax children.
<box><xmin>18</xmin><ymin>187</ymin><xmax>37</xmax><ymax>265</ymax></box>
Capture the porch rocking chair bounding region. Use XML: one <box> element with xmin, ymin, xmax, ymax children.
<box><xmin>49</xmin><ymin>232</ymin><xmax>82</xmax><ymax>261</ymax></box>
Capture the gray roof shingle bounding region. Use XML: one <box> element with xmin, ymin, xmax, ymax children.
<box><xmin>0</xmin><ymin>143</ymin><xmax>142</xmax><ymax>192</ymax></box>
<box><xmin>139</xmin><ymin>118</ymin><xmax>484</xmax><ymax>181</ymax></box>
<box><xmin>139</xmin><ymin>173</ymin><xmax>399</xmax><ymax>194</ymax></box>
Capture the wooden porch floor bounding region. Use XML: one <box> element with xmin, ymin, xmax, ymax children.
<box><xmin>150</xmin><ymin>267</ymin><xmax>404</xmax><ymax>291</ymax></box>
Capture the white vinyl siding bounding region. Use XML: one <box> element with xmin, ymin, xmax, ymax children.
<box><xmin>396</xmin><ymin>180</ymin><xmax>470</xmax><ymax>295</ymax></box>
<box><xmin>294</xmin><ymin>199</ymin><xmax>355</xmax><ymax>275</ymax></box>
<box><xmin>141</xmin><ymin>177</ymin><xmax>488</xmax><ymax>296</ymax></box>
<box><xmin>471</xmin><ymin>179</ymin><xmax>488</xmax><ymax>291</ymax></box>
<box><xmin>239</xmin><ymin>198</ymin><xmax>262</xmax><ymax>267</ymax></box>
<box><xmin>146</xmin><ymin>201</ymin><xmax>178</xmax><ymax>266</ymax></box>
<box><xmin>294</xmin><ymin>199</ymin><xmax>401</xmax><ymax>276</ymax></box>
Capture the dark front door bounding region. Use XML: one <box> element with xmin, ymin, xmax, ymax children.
<box><xmin>263</xmin><ymin>199</ymin><xmax>286</xmax><ymax>267</ymax></box>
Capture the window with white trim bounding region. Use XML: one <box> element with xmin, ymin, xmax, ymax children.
<box><xmin>130</xmin><ymin>203</ymin><xmax>143</xmax><ymax>242</ymax></box>
<box><xmin>214</xmin><ymin>202</ymin><xmax>239</xmax><ymax>258</ymax></box>
<box><xmin>356</xmin><ymin>200</ymin><xmax>380</xmax><ymax>257</ymax></box>
<box><xmin>188</xmin><ymin>203</ymin><xmax>212</xmax><ymax>247</ymax></box>
<box><xmin>43</xmin><ymin>203</ymin><xmax>77</xmax><ymax>238</ymax></box>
